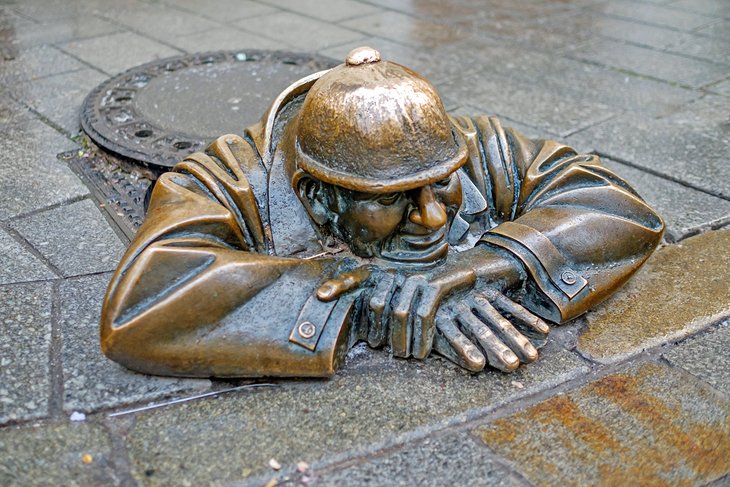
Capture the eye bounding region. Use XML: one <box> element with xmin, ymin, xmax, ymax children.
<box><xmin>376</xmin><ymin>193</ymin><xmax>401</xmax><ymax>205</ymax></box>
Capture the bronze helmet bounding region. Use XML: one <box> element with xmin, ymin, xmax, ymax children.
<box><xmin>294</xmin><ymin>47</ymin><xmax>468</xmax><ymax>193</ymax></box>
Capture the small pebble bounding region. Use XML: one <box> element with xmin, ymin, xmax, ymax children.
<box><xmin>70</xmin><ymin>411</ymin><xmax>86</xmax><ymax>422</ymax></box>
<box><xmin>269</xmin><ymin>458</ymin><xmax>281</xmax><ymax>470</ymax></box>
<box><xmin>81</xmin><ymin>453</ymin><xmax>93</xmax><ymax>465</ymax></box>
<box><xmin>511</xmin><ymin>380</ymin><xmax>525</xmax><ymax>389</ymax></box>
<box><xmin>297</xmin><ymin>461</ymin><xmax>310</xmax><ymax>473</ymax></box>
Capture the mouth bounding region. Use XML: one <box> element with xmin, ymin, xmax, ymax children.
<box><xmin>380</xmin><ymin>226</ymin><xmax>449</xmax><ymax>264</ymax></box>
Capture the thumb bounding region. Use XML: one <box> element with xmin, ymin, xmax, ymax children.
<box><xmin>316</xmin><ymin>266</ymin><xmax>371</xmax><ymax>301</ymax></box>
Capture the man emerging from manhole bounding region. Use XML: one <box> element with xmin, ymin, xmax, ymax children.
<box><xmin>100</xmin><ymin>47</ymin><xmax>664</xmax><ymax>378</ymax></box>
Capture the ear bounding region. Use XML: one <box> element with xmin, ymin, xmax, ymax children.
<box><xmin>294</xmin><ymin>172</ymin><xmax>332</xmax><ymax>226</ymax></box>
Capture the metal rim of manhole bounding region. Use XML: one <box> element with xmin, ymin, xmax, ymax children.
<box><xmin>81</xmin><ymin>49</ymin><xmax>339</xmax><ymax>170</ymax></box>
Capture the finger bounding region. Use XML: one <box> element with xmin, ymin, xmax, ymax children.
<box><xmin>367</xmin><ymin>272</ymin><xmax>396</xmax><ymax>348</ymax></box>
<box><xmin>433</xmin><ymin>312</ymin><xmax>485</xmax><ymax>372</ymax></box>
<box><xmin>483</xmin><ymin>288</ymin><xmax>550</xmax><ymax>335</ymax></box>
<box><xmin>471</xmin><ymin>295</ymin><xmax>539</xmax><ymax>364</ymax></box>
<box><xmin>317</xmin><ymin>267</ymin><xmax>371</xmax><ymax>301</ymax></box>
<box><xmin>411</xmin><ymin>286</ymin><xmax>439</xmax><ymax>360</ymax></box>
<box><xmin>455</xmin><ymin>302</ymin><xmax>520</xmax><ymax>372</ymax></box>
<box><xmin>391</xmin><ymin>277</ymin><xmax>421</xmax><ymax>358</ymax></box>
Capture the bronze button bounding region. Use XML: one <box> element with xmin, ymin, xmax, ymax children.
<box><xmin>298</xmin><ymin>321</ymin><xmax>316</xmax><ymax>339</ymax></box>
<box><xmin>561</xmin><ymin>271</ymin><xmax>577</xmax><ymax>285</ymax></box>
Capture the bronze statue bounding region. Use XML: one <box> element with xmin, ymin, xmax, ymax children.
<box><xmin>100</xmin><ymin>47</ymin><xmax>664</xmax><ymax>378</ymax></box>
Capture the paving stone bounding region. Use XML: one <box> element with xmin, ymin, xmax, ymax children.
<box><xmin>317</xmin><ymin>432</ymin><xmax>526</xmax><ymax>487</ymax></box>
<box><xmin>569</xmin><ymin>38</ymin><xmax>728</xmax><ymax>88</ymax></box>
<box><xmin>577</xmin><ymin>230</ymin><xmax>730</xmax><ymax>363</ymax></box>
<box><xmin>3</xmin><ymin>15</ymin><xmax>122</xmax><ymax>49</ymax></box>
<box><xmin>570</xmin><ymin>13</ymin><xmax>683</xmax><ymax>49</ymax></box>
<box><xmin>10</xmin><ymin>68</ymin><xmax>107</xmax><ymax>134</ymax></box>
<box><xmin>10</xmin><ymin>199</ymin><xmax>125</xmax><ymax>278</ymax></box>
<box><xmin>706</xmin><ymin>78</ymin><xmax>730</xmax><ymax>96</ymax></box>
<box><xmin>0</xmin><ymin>227</ymin><xmax>55</xmax><ymax>285</ymax></box>
<box><xmin>669</xmin><ymin>0</ymin><xmax>730</xmax><ymax>17</ymax></box>
<box><xmin>442</xmin><ymin>70</ymin><xmax>617</xmax><ymax>137</ymax></box>
<box><xmin>475</xmin><ymin>362</ymin><xmax>730</xmax><ymax>486</ymax></box>
<box><xmin>0</xmin><ymin>282</ymin><xmax>52</xmax><ymax>425</ymax></box>
<box><xmin>123</xmin><ymin>348</ymin><xmax>587</xmax><ymax>485</ymax></box>
<box><xmin>667</xmin><ymin>32</ymin><xmax>730</xmax><ymax>66</ymax></box>
<box><xmin>0</xmin><ymin>422</ymin><xmax>118</xmax><ymax>486</ymax></box>
<box><xmin>103</xmin><ymin>2</ymin><xmax>221</xmax><ymax>44</ymax></box>
<box><xmin>0</xmin><ymin>44</ymin><xmax>86</xmax><ymax>84</ymax></box>
<box><xmin>170</xmin><ymin>25</ymin><xmax>288</xmax><ymax>53</ymax></box>
<box><xmin>567</xmin><ymin>96</ymin><xmax>730</xmax><ymax>199</ymax></box>
<box><xmin>664</xmin><ymin>323</ymin><xmax>730</xmax><ymax>395</ymax></box>
<box><xmin>260</xmin><ymin>0</ymin><xmax>381</xmax><ymax>23</ymax></box>
<box><xmin>162</xmin><ymin>0</ymin><xmax>279</xmax><ymax>23</ymax></box>
<box><xmin>59</xmin><ymin>31</ymin><xmax>183</xmax><ymax>76</ymax></box>
<box><xmin>341</xmin><ymin>10</ymin><xmax>467</xmax><ymax>49</ymax></box>
<box><xmin>235</xmin><ymin>11</ymin><xmax>365</xmax><ymax>51</ymax></box>
<box><xmin>592</xmin><ymin>0</ymin><xmax>716</xmax><ymax>31</ymax></box>
<box><xmin>601</xmin><ymin>159</ymin><xmax>730</xmax><ymax>240</ymax></box>
<box><xmin>59</xmin><ymin>274</ymin><xmax>210</xmax><ymax>413</ymax></box>
<box><xmin>695</xmin><ymin>19</ymin><xmax>730</xmax><ymax>39</ymax></box>
<box><xmin>0</xmin><ymin>115</ymin><xmax>86</xmax><ymax>220</ymax></box>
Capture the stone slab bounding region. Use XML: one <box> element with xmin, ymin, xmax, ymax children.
<box><xmin>235</xmin><ymin>11</ymin><xmax>365</xmax><ymax>51</ymax></box>
<box><xmin>3</xmin><ymin>15</ymin><xmax>121</xmax><ymax>50</ymax></box>
<box><xmin>601</xmin><ymin>159</ymin><xmax>730</xmax><ymax>240</ymax></box>
<box><xmin>0</xmin><ymin>44</ymin><xmax>86</xmax><ymax>84</ymax></box>
<box><xmin>668</xmin><ymin>32</ymin><xmax>730</xmax><ymax>66</ymax></box>
<box><xmin>569</xmin><ymin>38</ymin><xmax>728</xmax><ymax>88</ymax></box>
<box><xmin>0</xmin><ymin>114</ymin><xmax>86</xmax><ymax>220</ymax></box>
<box><xmin>695</xmin><ymin>19</ymin><xmax>730</xmax><ymax>39</ymax></box>
<box><xmin>0</xmin><ymin>422</ymin><xmax>118</xmax><ymax>486</ymax></box>
<box><xmin>591</xmin><ymin>1</ymin><xmax>716</xmax><ymax>31</ymax></box>
<box><xmin>0</xmin><ymin>227</ymin><xmax>56</xmax><ymax>285</ymax></box>
<box><xmin>10</xmin><ymin>199</ymin><xmax>126</xmax><ymax>278</ymax></box>
<box><xmin>670</xmin><ymin>0</ymin><xmax>730</xmax><ymax>17</ymax></box>
<box><xmin>706</xmin><ymin>79</ymin><xmax>730</xmax><ymax>97</ymax></box>
<box><xmin>567</xmin><ymin>96</ymin><xmax>730</xmax><ymax>199</ymax></box>
<box><xmin>123</xmin><ymin>348</ymin><xmax>587</xmax><ymax>486</ymax></box>
<box><xmin>11</xmin><ymin>68</ymin><xmax>107</xmax><ymax>135</ymax></box>
<box><xmin>442</xmin><ymin>70</ymin><xmax>617</xmax><ymax>137</ymax></box>
<box><xmin>317</xmin><ymin>432</ymin><xmax>527</xmax><ymax>487</ymax></box>
<box><xmin>577</xmin><ymin>230</ymin><xmax>730</xmax><ymax>363</ymax></box>
<box><xmin>170</xmin><ymin>25</ymin><xmax>288</xmax><ymax>53</ymax></box>
<box><xmin>475</xmin><ymin>362</ymin><xmax>730</xmax><ymax>486</ymax></box>
<box><xmin>260</xmin><ymin>0</ymin><xmax>380</xmax><ymax>23</ymax></box>
<box><xmin>663</xmin><ymin>323</ymin><xmax>730</xmax><ymax>396</ymax></box>
<box><xmin>163</xmin><ymin>0</ymin><xmax>279</xmax><ymax>23</ymax></box>
<box><xmin>0</xmin><ymin>282</ymin><xmax>52</xmax><ymax>425</ymax></box>
<box><xmin>59</xmin><ymin>31</ymin><xmax>183</xmax><ymax>76</ymax></box>
<box><xmin>341</xmin><ymin>11</ymin><xmax>467</xmax><ymax>49</ymax></box>
<box><xmin>59</xmin><ymin>274</ymin><xmax>210</xmax><ymax>413</ymax></box>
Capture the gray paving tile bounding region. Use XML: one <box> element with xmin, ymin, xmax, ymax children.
<box><xmin>475</xmin><ymin>362</ymin><xmax>730</xmax><ymax>486</ymax></box>
<box><xmin>667</xmin><ymin>32</ymin><xmax>730</xmax><ymax>65</ymax></box>
<box><xmin>442</xmin><ymin>71</ymin><xmax>617</xmax><ymax>137</ymax></box>
<box><xmin>694</xmin><ymin>19</ymin><xmax>730</xmax><ymax>38</ymax></box>
<box><xmin>103</xmin><ymin>2</ymin><xmax>221</xmax><ymax>43</ymax></box>
<box><xmin>122</xmin><ymin>347</ymin><xmax>587</xmax><ymax>485</ymax></box>
<box><xmin>669</xmin><ymin>0</ymin><xmax>730</xmax><ymax>17</ymax></box>
<box><xmin>170</xmin><ymin>25</ymin><xmax>288</xmax><ymax>53</ymax></box>
<box><xmin>0</xmin><ymin>44</ymin><xmax>86</xmax><ymax>84</ymax></box>
<box><xmin>567</xmin><ymin>96</ymin><xmax>730</xmax><ymax>198</ymax></box>
<box><xmin>59</xmin><ymin>274</ymin><xmax>211</xmax><ymax>413</ymax></box>
<box><xmin>569</xmin><ymin>38</ymin><xmax>728</xmax><ymax>88</ymax></box>
<box><xmin>706</xmin><ymin>78</ymin><xmax>730</xmax><ymax>96</ymax></box>
<box><xmin>317</xmin><ymin>432</ymin><xmax>526</xmax><ymax>487</ymax></box>
<box><xmin>0</xmin><ymin>228</ymin><xmax>55</xmax><ymax>285</ymax></box>
<box><xmin>592</xmin><ymin>0</ymin><xmax>716</xmax><ymax>31</ymax></box>
<box><xmin>163</xmin><ymin>0</ymin><xmax>279</xmax><ymax>23</ymax></box>
<box><xmin>0</xmin><ymin>116</ymin><xmax>86</xmax><ymax>220</ymax></box>
<box><xmin>10</xmin><ymin>199</ymin><xmax>125</xmax><ymax>277</ymax></box>
<box><xmin>11</xmin><ymin>0</ymin><xmax>141</xmax><ymax>22</ymax></box>
<box><xmin>578</xmin><ymin>230</ymin><xmax>730</xmax><ymax>363</ymax></box>
<box><xmin>0</xmin><ymin>282</ymin><xmax>52</xmax><ymax>425</ymax></box>
<box><xmin>570</xmin><ymin>13</ymin><xmax>685</xmax><ymax>49</ymax></box>
<box><xmin>260</xmin><ymin>0</ymin><xmax>380</xmax><ymax>22</ymax></box>
<box><xmin>601</xmin><ymin>159</ymin><xmax>730</xmax><ymax>239</ymax></box>
<box><xmin>59</xmin><ymin>31</ymin><xmax>183</xmax><ymax>76</ymax></box>
<box><xmin>4</xmin><ymin>15</ymin><xmax>122</xmax><ymax>49</ymax></box>
<box><xmin>10</xmin><ymin>68</ymin><xmax>106</xmax><ymax>135</ymax></box>
<box><xmin>0</xmin><ymin>422</ymin><xmax>118</xmax><ymax>486</ymax></box>
<box><xmin>341</xmin><ymin>10</ymin><xmax>467</xmax><ymax>49</ymax></box>
<box><xmin>664</xmin><ymin>324</ymin><xmax>730</xmax><ymax>396</ymax></box>
<box><xmin>236</xmin><ymin>11</ymin><xmax>366</xmax><ymax>51</ymax></box>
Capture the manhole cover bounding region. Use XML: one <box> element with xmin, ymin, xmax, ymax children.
<box><xmin>81</xmin><ymin>50</ymin><xmax>338</xmax><ymax>169</ymax></box>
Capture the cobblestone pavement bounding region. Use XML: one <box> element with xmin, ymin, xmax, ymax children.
<box><xmin>1</xmin><ymin>0</ymin><xmax>729</xmax><ymax>485</ymax></box>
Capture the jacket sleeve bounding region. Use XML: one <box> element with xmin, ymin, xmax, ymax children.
<box><xmin>100</xmin><ymin>134</ymin><xmax>354</xmax><ymax>378</ymax></box>
<box><xmin>456</xmin><ymin>115</ymin><xmax>664</xmax><ymax>323</ymax></box>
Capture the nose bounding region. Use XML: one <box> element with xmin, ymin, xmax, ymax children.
<box><xmin>409</xmin><ymin>185</ymin><xmax>447</xmax><ymax>230</ymax></box>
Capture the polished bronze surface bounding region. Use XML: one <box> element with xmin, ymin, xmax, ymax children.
<box><xmin>100</xmin><ymin>47</ymin><xmax>664</xmax><ymax>378</ymax></box>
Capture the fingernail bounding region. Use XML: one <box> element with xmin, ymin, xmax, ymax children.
<box><xmin>502</xmin><ymin>350</ymin><xmax>519</xmax><ymax>369</ymax></box>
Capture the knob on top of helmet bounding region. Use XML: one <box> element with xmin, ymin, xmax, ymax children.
<box><xmin>294</xmin><ymin>47</ymin><xmax>467</xmax><ymax>193</ymax></box>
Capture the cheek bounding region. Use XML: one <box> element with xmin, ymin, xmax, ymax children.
<box><xmin>344</xmin><ymin>202</ymin><xmax>406</xmax><ymax>242</ymax></box>
<box><xmin>437</xmin><ymin>179</ymin><xmax>463</xmax><ymax>211</ymax></box>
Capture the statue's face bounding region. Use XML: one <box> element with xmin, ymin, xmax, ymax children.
<box><xmin>326</xmin><ymin>172</ymin><xmax>463</xmax><ymax>264</ymax></box>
